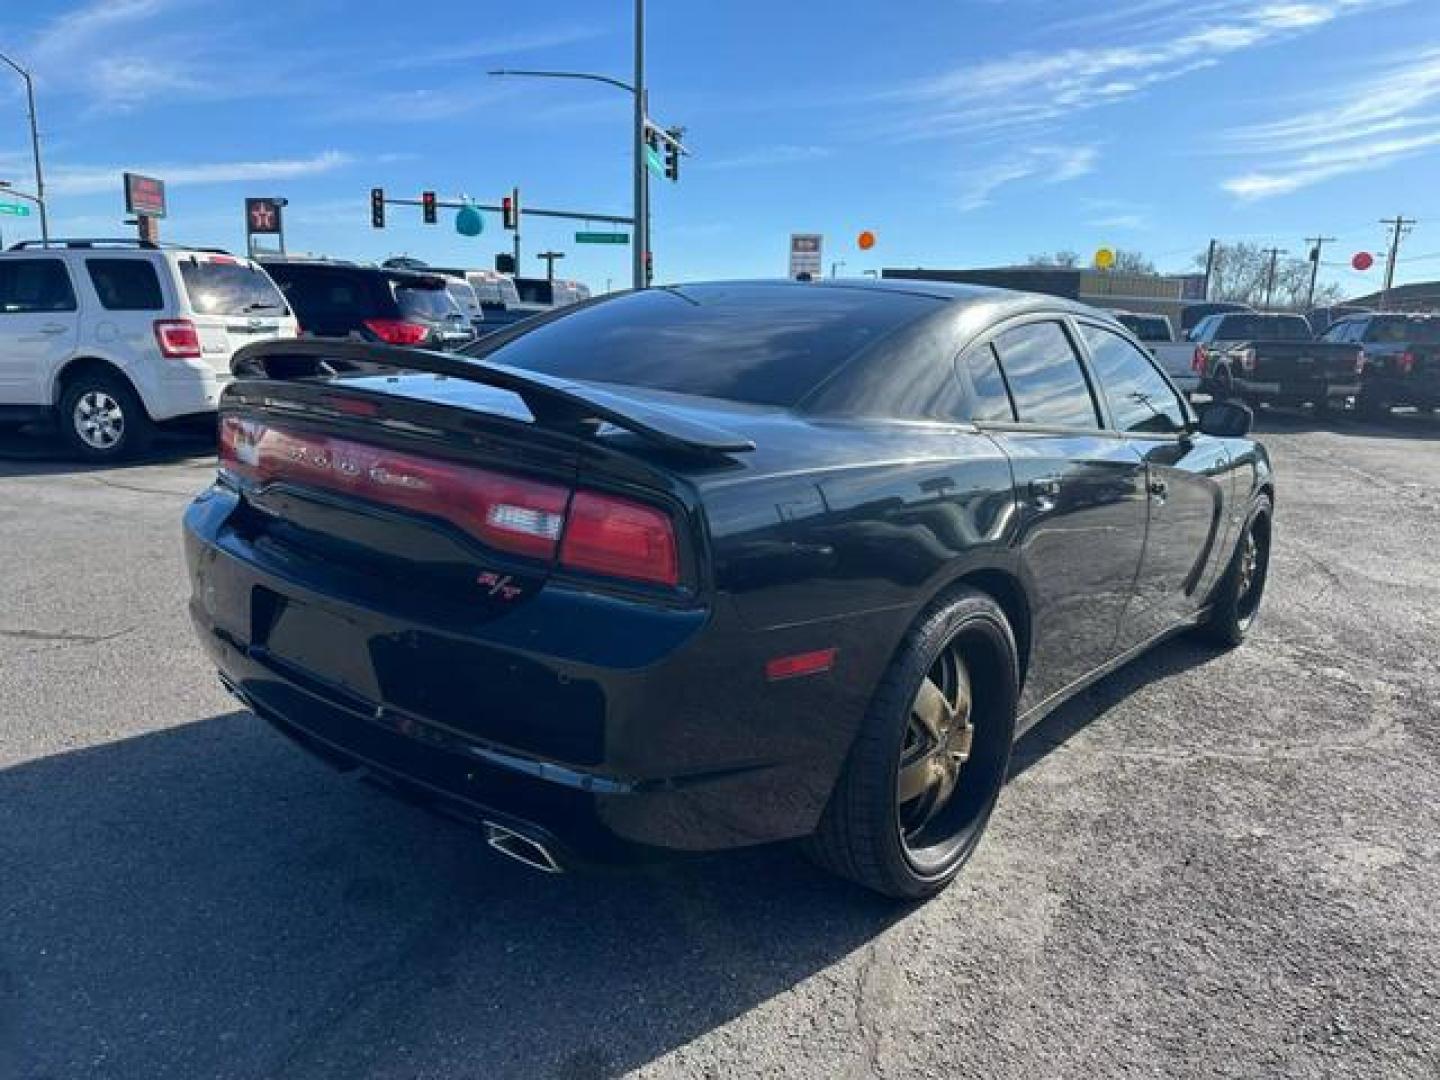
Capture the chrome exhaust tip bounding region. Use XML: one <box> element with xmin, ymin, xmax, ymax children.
<box><xmin>484</xmin><ymin>821</ymin><xmax>564</xmax><ymax>874</ymax></box>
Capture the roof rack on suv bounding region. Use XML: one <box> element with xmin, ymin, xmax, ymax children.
<box><xmin>6</xmin><ymin>238</ymin><xmax>233</xmax><ymax>253</ymax></box>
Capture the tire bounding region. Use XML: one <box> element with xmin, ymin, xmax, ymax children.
<box><xmin>805</xmin><ymin>587</ymin><xmax>1019</xmax><ymax>899</ymax></box>
<box><xmin>1196</xmin><ymin>495</ymin><xmax>1272</xmax><ymax>647</ymax></box>
<box><xmin>58</xmin><ymin>369</ymin><xmax>153</xmax><ymax>462</ymax></box>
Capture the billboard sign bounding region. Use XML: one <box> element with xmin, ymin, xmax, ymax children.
<box><xmin>124</xmin><ymin>173</ymin><xmax>166</xmax><ymax>218</ymax></box>
<box><xmin>245</xmin><ymin>197</ymin><xmax>284</xmax><ymax>235</ymax></box>
<box><xmin>789</xmin><ymin>233</ymin><xmax>822</xmax><ymax>280</ymax></box>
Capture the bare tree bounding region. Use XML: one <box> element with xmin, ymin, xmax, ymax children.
<box><xmin>1027</xmin><ymin>250</ymin><xmax>1081</xmax><ymax>267</ymax></box>
<box><xmin>1195</xmin><ymin>242</ymin><xmax>1343</xmax><ymax>309</ymax></box>
<box><xmin>1029</xmin><ymin>249</ymin><xmax>1155</xmax><ymax>273</ymax></box>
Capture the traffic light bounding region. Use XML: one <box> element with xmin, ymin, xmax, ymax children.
<box><xmin>645</xmin><ymin>250</ymin><xmax>653</xmax><ymax>285</ymax></box>
<box><xmin>370</xmin><ymin>187</ymin><xmax>385</xmax><ymax>228</ymax></box>
<box><xmin>502</xmin><ymin>187</ymin><xmax>520</xmax><ymax>230</ymax></box>
<box><xmin>421</xmin><ymin>190</ymin><xmax>437</xmax><ymax>224</ymax></box>
<box><xmin>663</xmin><ymin>130</ymin><xmax>680</xmax><ymax>182</ymax></box>
<box><xmin>495</xmin><ymin>253</ymin><xmax>516</xmax><ymax>274</ymax></box>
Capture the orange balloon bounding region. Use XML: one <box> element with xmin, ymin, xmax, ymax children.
<box><xmin>857</xmin><ymin>230</ymin><xmax>876</xmax><ymax>251</ymax></box>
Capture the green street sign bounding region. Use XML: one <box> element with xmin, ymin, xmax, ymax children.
<box><xmin>0</xmin><ymin>202</ymin><xmax>31</xmax><ymax>217</ymax></box>
<box><xmin>575</xmin><ymin>231</ymin><xmax>629</xmax><ymax>245</ymax></box>
<box><xmin>645</xmin><ymin>145</ymin><xmax>664</xmax><ymax>176</ymax></box>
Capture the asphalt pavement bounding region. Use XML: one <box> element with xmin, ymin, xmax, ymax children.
<box><xmin>1</xmin><ymin>411</ymin><xmax>1437</xmax><ymax>1079</ymax></box>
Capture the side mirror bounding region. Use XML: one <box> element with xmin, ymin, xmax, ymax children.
<box><xmin>1197</xmin><ymin>399</ymin><xmax>1253</xmax><ymax>438</ymax></box>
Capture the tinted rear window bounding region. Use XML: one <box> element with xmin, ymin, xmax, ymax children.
<box><xmin>1215</xmin><ymin>314</ymin><xmax>1312</xmax><ymax>340</ymax></box>
<box><xmin>1366</xmin><ymin>316</ymin><xmax>1440</xmax><ymax>344</ymax></box>
<box><xmin>446</xmin><ymin>282</ymin><xmax>481</xmax><ymax>316</ymax></box>
<box><xmin>992</xmin><ymin>321</ymin><xmax>1100</xmax><ymax>428</ymax></box>
<box><xmin>86</xmin><ymin>258</ymin><xmax>164</xmax><ymax>311</ymax></box>
<box><xmin>395</xmin><ymin>283</ymin><xmax>455</xmax><ymax>321</ymax></box>
<box><xmin>514</xmin><ymin>278</ymin><xmax>554</xmax><ymax>305</ymax></box>
<box><xmin>266</xmin><ymin>266</ymin><xmax>376</xmax><ymax>319</ymax></box>
<box><xmin>180</xmin><ymin>258</ymin><xmax>288</xmax><ymax>316</ymax></box>
<box><xmin>474</xmin><ymin>285</ymin><xmax>939</xmax><ymax>407</ymax></box>
<box><xmin>1115</xmin><ymin>313</ymin><xmax>1172</xmax><ymax>342</ymax></box>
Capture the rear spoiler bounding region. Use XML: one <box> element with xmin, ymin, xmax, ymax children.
<box><xmin>231</xmin><ymin>338</ymin><xmax>756</xmax><ymax>457</ymax></box>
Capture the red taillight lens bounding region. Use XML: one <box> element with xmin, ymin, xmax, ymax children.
<box><xmin>218</xmin><ymin>417</ymin><xmax>568</xmax><ymax>559</ymax></box>
<box><xmin>1192</xmin><ymin>345</ymin><xmax>1207</xmax><ymax>375</ymax></box>
<box><xmin>217</xmin><ymin>418</ymin><xmax>684</xmax><ymax>585</ymax></box>
<box><xmin>363</xmin><ymin>319</ymin><xmax>429</xmax><ymax>346</ymax></box>
<box><xmin>154</xmin><ymin>318</ymin><xmax>202</xmax><ymax>359</ymax></box>
<box><xmin>560</xmin><ymin>491</ymin><xmax>679</xmax><ymax>587</ymax></box>
<box><xmin>1399</xmin><ymin>350</ymin><xmax>1417</xmax><ymax>374</ymax></box>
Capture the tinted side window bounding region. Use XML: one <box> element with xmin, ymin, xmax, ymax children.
<box><xmin>86</xmin><ymin>259</ymin><xmax>164</xmax><ymax>311</ymax></box>
<box><xmin>0</xmin><ymin>259</ymin><xmax>77</xmax><ymax>313</ymax></box>
<box><xmin>958</xmin><ymin>343</ymin><xmax>1015</xmax><ymax>421</ymax></box>
<box><xmin>992</xmin><ymin>321</ymin><xmax>1099</xmax><ymax>428</ymax></box>
<box><xmin>1080</xmin><ymin>324</ymin><xmax>1187</xmax><ymax>434</ymax></box>
<box><xmin>270</xmin><ymin>268</ymin><xmax>371</xmax><ymax>319</ymax></box>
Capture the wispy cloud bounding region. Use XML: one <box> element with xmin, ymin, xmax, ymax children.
<box><xmin>881</xmin><ymin>0</ymin><xmax>1383</xmax><ymax>141</ymax></box>
<box><xmin>46</xmin><ymin>151</ymin><xmax>354</xmax><ymax>196</ymax></box>
<box><xmin>703</xmin><ymin>145</ymin><xmax>833</xmax><ymax>170</ymax></box>
<box><xmin>957</xmin><ymin>145</ymin><xmax>1098</xmax><ymax>211</ymax></box>
<box><xmin>379</xmin><ymin>27</ymin><xmax>602</xmax><ymax>70</ymax></box>
<box><xmin>1220</xmin><ymin>47</ymin><xmax>1440</xmax><ymax>198</ymax></box>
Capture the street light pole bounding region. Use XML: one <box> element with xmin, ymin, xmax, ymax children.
<box><xmin>0</xmin><ymin>52</ymin><xmax>48</xmax><ymax>244</ymax></box>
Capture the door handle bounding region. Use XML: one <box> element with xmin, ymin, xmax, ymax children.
<box><xmin>38</xmin><ymin>324</ymin><xmax>68</xmax><ymax>334</ymax></box>
<box><xmin>1028</xmin><ymin>477</ymin><xmax>1062</xmax><ymax>511</ymax></box>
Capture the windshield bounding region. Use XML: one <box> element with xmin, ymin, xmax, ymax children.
<box><xmin>179</xmin><ymin>258</ymin><xmax>289</xmax><ymax>316</ymax></box>
<box><xmin>467</xmin><ymin>284</ymin><xmax>939</xmax><ymax>407</ymax></box>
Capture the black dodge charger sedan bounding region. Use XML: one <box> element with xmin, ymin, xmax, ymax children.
<box><xmin>184</xmin><ymin>280</ymin><xmax>1273</xmax><ymax>898</ymax></box>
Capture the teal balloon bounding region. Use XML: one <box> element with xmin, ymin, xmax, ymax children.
<box><xmin>455</xmin><ymin>204</ymin><xmax>484</xmax><ymax>237</ymax></box>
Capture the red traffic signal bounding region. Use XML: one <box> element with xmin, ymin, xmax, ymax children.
<box><xmin>421</xmin><ymin>190</ymin><xmax>437</xmax><ymax>224</ymax></box>
<box><xmin>502</xmin><ymin>188</ymin><xmax>520</xmax><ymax>230</ymax></box>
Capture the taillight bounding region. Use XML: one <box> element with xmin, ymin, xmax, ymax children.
<box><xmin>1237</xmin><ymin>347</ymin><xmax>1257</xmax><ymax>373</ymax></box>
<box><xmin>560</xmin><ymin>491</ymin><xmax>679</xmax><ymax>587</ymax></box>
<box><xmin>218</xmin><ymin>417</ymin><xmax>568</xmax><ymax>560</ymax></box>
<box><xmin>1399</xmin><ymin>350</ymin><xmax>1417</xmax><ymax>375</ymax></box>
<box><xmin>363</xmin><ymin>319</ymin><xmax>429</xmax><ymax>346</ymax></box>
<box><xmin>154</xmin><ymin>318</ymin><xmax>202</xmax><ymax>359</ymax></box>
<box><xmin>218</xmin><ymin>417</ymin><xmax>683</xmax><ymax>587</ymax></box>
<box><xmin>1192</xmin><ymin>345</ymin><xmax>1207</xmax><ymax>375</ymax></box>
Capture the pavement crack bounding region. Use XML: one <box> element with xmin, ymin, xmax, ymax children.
<box><xmin>0</xmin><ymin>626</ymin><xmax>135</xmax><ymax>647</ymax></box>
<box><xmin>850</xmin><ymin>941</ymin><xmax>889</xmax><ymax>1079</ymax></box>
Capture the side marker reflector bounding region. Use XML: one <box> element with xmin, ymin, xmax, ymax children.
<box><xmin>766</xmin><ymin>648</ymin><xmax>837</xmax><ymax>682</ymax></box>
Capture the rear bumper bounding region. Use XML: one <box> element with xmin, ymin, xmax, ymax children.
<box><xmin>183</xmin><ymin>484</ymin><xmax>878</xmax><ymax>861</ymax></box>
<box><xmin>1217</xmin><ymin>377</ymin><xmax>1358</xmax><ymax>401</ymax></box>
<box><xmin>136</xmin><ymin>361</ymin><xmax>232</xmax><ymax>421</ymax></box>
<box><xmin>1361</xmin><ymin>373</ymin><xmax>1440</xmax><ymax>406</ymax></box>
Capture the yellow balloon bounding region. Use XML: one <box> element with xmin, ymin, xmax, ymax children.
<box><xmin>1094</xmin><ymin>247</ymin><xmax>1115</xmax><ymax>269</ymax></box>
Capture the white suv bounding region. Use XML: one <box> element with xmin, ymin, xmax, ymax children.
<box><xmin>0</xmin><ymin>240</ymin><xmax>297</xmax><ymax>460</ymax></box>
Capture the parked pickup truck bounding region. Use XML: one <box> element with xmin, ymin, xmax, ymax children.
<box><xmin>1191</xmin><ymin>311</ymin><xmax>1361</xmax><ymax>409</ymax></box>
<box><xmin>1321</xmin><ymin>312</ymin><xmax>1440</xmax><ymax>417</ymax></box>
<box><xmin>1111</xmin><ymin>310</ymin><xmax>1200</xmax><ymax>395</ymax></box>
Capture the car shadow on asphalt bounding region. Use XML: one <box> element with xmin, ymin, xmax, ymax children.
<box><xmin>0</xmin><ymin>710</ymin><xmax>906</xmax><ymax>1079</ymax></box>
<box><xmin>1009</xmin><ymin>633</ymin><xmax>1223</xmax><ymax>779</ymax></box>
<box><xmin>1251</xmin><ymin>405</ymin><xmax>1440</xmax><ymax>441</ymax></box>
<box><xmin>0</xmin><ymin>423</ymin><xmax>215</xmax><ymax>477</ymax></box>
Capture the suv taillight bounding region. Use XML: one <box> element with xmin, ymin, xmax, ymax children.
<box><xmin>154</xmin><ymin>319</ymin><xmax>202</xmax><ymax>359</ymax></box>
<box><xmin>363</xmin><ymin>319</ymin><xmax>429</xmax><ymax>346</ymax></box>
<box><xmin>1192</xmin><ymin>345</ymin><xmax>1207</xmax><ymax>375</ymax></box>
<box><xmin>1399</xmin><ymin>350</ymin><xmax>1417</xmax><ymax>375</ymax></box>
<box><xmin>218</xmin><ymin>418</ymin><xmax>682</xmax><ymax>588</ymax></box>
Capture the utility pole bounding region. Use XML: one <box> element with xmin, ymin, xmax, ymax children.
<box><xmin>1201</xmin><ymin>238</ymin><xmax>1218</xmax><ymax>301</ymax></box>
<box><xmin>538</xmin><ymin>251</ymin><xmax>565</xmax><ymax>281</ymax></box>
<box><xmin>1379</xmin><ymin>214</ymin><xmax>1416</xmax><ymax>309</ymax></box>
<box><xmin>0</xmin><ymin>51</ymin><xmax>48</xmax><ymax>244</ymax></box>
<box><xmin>1303</xmin><ymin>234</ymin><xmax>1336</xmax><ymax>311</ymax></box>
<box><xmin>1261</xmin><ymin>247</ymin><xmax>1285</xmax><ymax>311</ymax></box>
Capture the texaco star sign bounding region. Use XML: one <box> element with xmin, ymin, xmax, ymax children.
<box><xmin>249</xmin><ymin>202</ymin><xmax>276</xmax><ymax>231</ymax></box>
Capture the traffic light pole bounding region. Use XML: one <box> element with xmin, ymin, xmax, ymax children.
<box><xmin>632</xmin><ymin>0</ymin><xmax>648</xmax><ymax>290</ymax></box>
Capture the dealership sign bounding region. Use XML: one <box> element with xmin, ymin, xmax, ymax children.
<box><xmin>789</xmin><ymin>233</ymin><xmax>822</xmax><ymax>280</ymax></box>
<box><xmin>246</xmin><ymin>197</ymin><xmax>284</xmax><ymax>235</ymax></box>
<box><xmin>123</xmin><ymin>172</ymin><xmax>166</xmax><ymax>218</ymax></box>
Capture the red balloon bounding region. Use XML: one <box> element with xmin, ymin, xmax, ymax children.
<box><xmin>1352</xmin><ymin>251</ymin><xmax>1374</xmax><ymax>271</ymax></box>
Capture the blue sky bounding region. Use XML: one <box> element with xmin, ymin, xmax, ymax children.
<box><xmin>2</xmin><ymin>0</ymin><xmax>1439</xmax><ymax>296</ymax></box>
